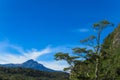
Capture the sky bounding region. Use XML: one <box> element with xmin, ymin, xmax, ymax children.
<box><xmin>0</xmin><ymin>0</ymin><xmax>120</xmax><ymax>70</ymax></box>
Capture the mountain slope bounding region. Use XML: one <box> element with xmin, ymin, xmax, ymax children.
<box><xmin>101</xmin><ymin>24</ymin><xmax>120</xmax><ymax>79</ymax></box>
<box><xmin>103</xmin><ymin>24</ymin><xmax>120</xmax><ymax>49</ymax></box>
<box><xmin>1</xmin><ymin>59</ymin><xmax>55</xmax><ymax>72</ymax></box>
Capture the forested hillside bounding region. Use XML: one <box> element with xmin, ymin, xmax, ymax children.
<box><xmin>100</xmin><ymin>24</ymin><xmax>120</xmax><ymax>79</ymax></box>
<box><xmin>0</xmin><ymin>67</ymin><xmax>69</xmax><ymax>80</ymax></box>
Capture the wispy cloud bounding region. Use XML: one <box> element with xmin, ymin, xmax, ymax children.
<box><xmin>0</xmin><ymin>41</ymin><xmax>51</xmax><ymax>64</ymax></box>
<box><xmin>77</xmin><ymin>28</ymin><xmax>89</xmax><ymax>32</ymax></box>
<box><xmin>39</xmin><ymin>61</ymin><xmax>69</xmax><ymax>71</ymax></box>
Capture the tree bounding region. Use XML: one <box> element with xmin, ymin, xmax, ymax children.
<box><xmin>91</xmin><ymin>20</ymin><xmax>113</xmax><ymax>80</ymax></box>
<box><xmin>54</xmin><ymin>20</ymin><xmax>113</xmax><ymax>80</ymax></box>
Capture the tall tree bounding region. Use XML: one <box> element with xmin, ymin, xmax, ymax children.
<box><xmin>92</xmin><ymin>20</ymin><xmax>113</xmax><ymax>80</ymax></box>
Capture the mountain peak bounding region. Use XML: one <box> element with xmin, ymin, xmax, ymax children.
<box><xmin>22</xmin><ymin>59</ymin><xmax>55</xmax><ymax>72</ymax></box>
<box><xmin>27</xmin><ymin>59</ymin><xmax>35</xmax><ymax>62</ymax></box>
<box><xmin>1</xmin><ymin>59</ymin><xmax>55</xmax><ymax>72</ymax></box>
<box><xmin>22</xmin><ymin>59</ymin><xmax>39</xmax><ymax>66</ymax></box>
<box><xmin>24</xmin><ymin>59</ymin><xmax>37</xmax><ymax>63</ymax></box>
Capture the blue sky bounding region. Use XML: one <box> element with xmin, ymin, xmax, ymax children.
<box><xmin>0</xmin><ymin>0</ymin><xmax>120</xmax><ymax>70</ymax></box>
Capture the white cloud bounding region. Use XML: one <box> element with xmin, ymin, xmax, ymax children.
<box><xmin>23</xmin><ymin>48</ymin><xmax>51</xmax><ymax>60</ymax></box>
<box><xmin>39</xmin><ymin>61</ymin><xmax>69</xmax><ymax>71</ymax></box>
<box><xmin>0</xmin><ymin>41</ymin><xmax>51</xmax><ymax>64</ymax></box>
<box><xmin>77</xmin><ymin>28</ymin><xmax>89</xmax><ymax>32</ymax></box>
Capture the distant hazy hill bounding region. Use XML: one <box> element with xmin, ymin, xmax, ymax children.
<box><xmin>0</xmin><ymin>59</ymin><xmax>55</xmax><ymax>72</ymax></box>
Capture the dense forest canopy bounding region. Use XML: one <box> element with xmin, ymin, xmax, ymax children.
<box><xmin>0</xmin><ymin>67</ymin><xmax>69</xmax><ymax>80</ymax></box>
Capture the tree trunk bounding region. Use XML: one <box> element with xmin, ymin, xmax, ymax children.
<box><xmin>95</xmin><ymin>58</ymin><xmax>99</xmax><ymax>80</ymax></box>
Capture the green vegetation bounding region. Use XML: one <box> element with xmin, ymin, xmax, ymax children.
<box><xmin>0</xmin><ymin>67</ymin><xmax>69</xmax><ymax>80</ymax></box>
<box><xmin>55</xmin><ymin>20</ymin><xmax>120</xmax><ymax>80</ymax></box>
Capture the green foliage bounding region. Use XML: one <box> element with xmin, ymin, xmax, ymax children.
<box><xmin>93</xmin><ymin>20</ymin><xmax>114</xmax><ymax>31</ymax></box>
<box><xmin>55</xmin><ymin>52</ymin><xmax>79</xmax><ymax>66</ymax></box>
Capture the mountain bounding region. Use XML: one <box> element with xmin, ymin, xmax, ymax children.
<box><xmin>1</xmin><ymin>59</ymin><xmax>55</xmax><ymax>72</ymax></box>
